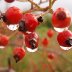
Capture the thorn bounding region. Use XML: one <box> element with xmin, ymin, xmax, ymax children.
<box><xmin>13</xmin><ymin>55</ymin><xmax>20</xmax><ymax>63</ymax></box>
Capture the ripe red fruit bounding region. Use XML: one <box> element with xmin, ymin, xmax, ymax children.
<box><xmin>4</xmin><ymin>6</ymin><xmax>23</xmax><ymax>24</ymax></box>
<box><xmin>0</xmin><ymin>35</ymin><xmax>9</xmax><ymax>46</ymax></box>
<box><xmin>57</xmin><ymin>30</ymin><xmax>72</xmax><ymax>47</ymax></box>
<box><xmin>48</xmin><ymin>53</ymin><xmax>55</xmax><ymax>60</ymax></box>
<box><xmin>47</xmin><ymin>29</ymin><xmax>54</xmax><ymax>38</ymax></box>
<box><xmin>18</xmin><ymin>13</ymin><xmax>39</xmax><ymax>33</ymax></box>
<box><xmin>25</xmin><ymin>32</ymin><xmax>39</xmax><ymax>51</ymax></box>
<box><xmin>5</xmin><ymin>0</ymin><xmax>15</xmax><ymax>3</ymax></box>
<box><xmin>13</xmin><ymin>47</ymin><xmax>25</xmax><ymax>63</ymax></box>
<box><xmin>52</xmin><ymin>8</ymin><xmax>71</xmax><ymax>28</ymax></box>
<box><xmin>42</xmin><ymin>38</ymin><xmax>49</xmax><ymax>47</ymax></box>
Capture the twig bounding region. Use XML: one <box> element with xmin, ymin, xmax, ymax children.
<box><xmin>28</xmin><ymin>0</ymin><xmax>41</xmax><ymax>9</ymax></box>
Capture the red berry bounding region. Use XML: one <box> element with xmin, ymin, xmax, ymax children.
<box><xmin>25</xmin><ymin>32</ymin><xmax>39</xmax><ymax>51</ymax></box>
<box><xmin>13</xmin><ymin>47</ymin><xmax>25</xmax><ymax>63</ymax></box>
<box><xmin>5</xmin><ymin>6</ymin><xmax>23</xmax><ymax>24</ymax></box>
<box><xmin>0</xmin><ymin>35</ymin><xmax>9</xmax><ymax>46</ymax></box>
<box><xmin>42</xmin><ymin>38</ymin><xmax>49</xmax><ymax>47</ymax></box>
<box><xmin>18</xmin><ymin>13</ymin><xmax>39</xmax><ymax>33</ymax></box>
<box><xmin>48</xmin><ymin>53</ymin><xmax>55</xmax><ymax>60</ymax></box>
<box><xmin>47</xmin><ymin>29</ymin><xmax>54</xmax><ymax>38</ymax></box>
<box><xmin>57</xmin><ymin>30</ymin><xmax>72</xmax><ymax>47</ymax></box>
<box><xmin>52</xmin><ymin>8</ymin><xmax>71</xmax><ymax>28</ymax></box>
<box><xmin>5</xmin><ymin>0</ymin><xmax>15</xmax><ymax>3</ymax></box>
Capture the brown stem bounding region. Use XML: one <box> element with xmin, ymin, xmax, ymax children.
<box><xmin>28</xmin><ymin>0</ymin><xmax>41</xmax><ymax>9</ymax></box>
<box><xmin>52</xmin><ymin>0</ymin><xmax>57</xmax><ymax>5</ymax></box>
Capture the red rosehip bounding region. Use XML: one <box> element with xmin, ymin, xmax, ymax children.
<box><xmin>18</xmin><ymin>13</ymin><xmax>39</xmax><ymax>33</ymax></box>
<box><xmin>57</xmin><ymin>30</ymin><xmax>72</xmax><ymax>47</ymax></box>
<box><xmin>5</xmin><ymin>0</ymin><xmax>15</xmax><ymax>3</ymax></box>
<box><xmin>42</xmin><ymin>38</ymin><xmax>49</xmax><ymax>47</ymax></box>
<box><xmin>47</xmin><ymin>29</ymin><xmax>54</xmax><ymax>38</ymax></box>
<box><xmin>25</xmin><ymin>32</ymin><xmax>39</xmax><ymax>52</ymax></box>
<box><xmin>52</xmin><ymin>8</ymin><xmax>71</xmax><ymax>28</ymax></box>
<box><xmin>13</xmin><ymin>47</ymin><xmax>25</xmax><ymax>63</ymax></box>
<box><xmin>48</xmin><ymin>53</ymin><xmax>55</xmax><ymax>60</ymax></box>
<box><xmin>0</xmin><ymin>35</ymin><xmax>9</xmax><ymax>47</ymax></box>
<box><xmin>4</xmin><ymin>6</ymin><xmax>23</xmax><ymax>24</ymax></box>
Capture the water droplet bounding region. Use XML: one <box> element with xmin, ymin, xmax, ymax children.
<box><xmin>60</xmin><ymin>46</ymin><xmax>72</xmax><ymax>50</ymax></box>
<box><xmin>7</xmin><ymin>24</ymin><xmax>19</xmax><ymax>31</ymax></box>
<box><xmin>0</xmin><ymin>46</ymin><xmax>5</xmax><ymax>49</ymax></box>
<box><xmin>54</xmin><ymin>27</ymin><xmax>68</xmax><ymax>32</ymax></box>
<box><xmin>26</xmin><ymin>47</ymin><xmax>38</xmax><ymax>52</ymax></box>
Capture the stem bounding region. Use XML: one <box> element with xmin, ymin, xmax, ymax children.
<box><xmin>28</xmin><ymin>0</ymin><xmax>41</xmax><ymax>9</ymax></box>
<box><xmin>49</xmin><ymin>0</ymin><xmax>52</xmax><ymax>9</ymax></box>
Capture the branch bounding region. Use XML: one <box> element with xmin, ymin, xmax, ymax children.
<box><xmin>28</xmin><ymin>0</ymin><xmax>41</xmax><ymax>9</ymax></box>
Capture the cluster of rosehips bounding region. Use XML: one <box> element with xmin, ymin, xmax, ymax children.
<box><xmin>0</xmin><ymin>6</ymin><xmax>43</xmax><ymax>62</ymax></box>
<box><xmin>0</xmin><ymin>0</ymin><xmax>72</xmax><ymax>62</ymax></box>
<box><xmin>52</xmin><ymin>7</ymin><xmax>72</xmax><ymax>50</ymax></box>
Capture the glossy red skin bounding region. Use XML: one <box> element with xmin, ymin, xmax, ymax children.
<box><xmin>42</xmin><ymin>38</ymin><xmax>49</xmax><ymax>47</ymax></box>
<box><xmin>0</xmin><ymin>35</ymin><xmax>9</xmax><ymax>46</ymax></box>
<box><xmin>57</xmin><ymin>30</ymin><xmax>72</xmax><ymax>47</ymax></box>
<box><xmin>48</xmin><ymin>53</ymin><xmax>55</xmax><ymax>60</ymax></box>
<box><xmin>25</xmin><ymin>32</ymin><xmax>39</xmax><ymax>48</ymax></box>
<box><xmin>52</xmin><ymin>8</ymin><xmax>71</xmax><ymax>28</ymax></box>
<box><xmin>5</xmin><ymin>6</ymin><xmax>23</xmax><ymax>24</ymax></box>
<box><xmin>22</xmin><ymin>13</ymin><xmax>39</xmax><ymax>32</ymax></box>
<box><xmin>13</xmin><ymin>47</ymin><xmax>25</xmax><ymax>60</ymax></box>
<box><xmin>5</xmin><ymin>0</ymin><xmax>15</xmax><ymax>3</ymax></box>
<box><xmin>47</xmin><ymin>29</ymin><xmax>54</xmax><ymax>38</ymax></box>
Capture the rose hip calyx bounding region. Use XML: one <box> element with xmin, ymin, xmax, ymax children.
<box><xmin>1</xmin><ymin>14</ymin><xmax>10</xmax><ymax>24</ymax></box>
<box><xmin>65</xmin><ymin>37</ymin><xmax>72</xmax><ymax>46</ymax></box>
<box><xmin>18</xmin><ymin>20</ymin><xmax>27</xmax><ymax>32</ymax></box>
<box><xmin>13</xmin><ymin>54</ymin><xmax>20</xmax><ymax>63</ymax></box>
<box><xmin>37</xmin><ymin>16</ymin><xmax>43</xmax><ymax>22</ymax></box>
<box><xmin>29</xmin><ymin>39</ymin><xmax>37</xmax><ymax>49</ymax></box>
<box><xmin>56</xmin><ymin>11</ymin><xmax>66</xmax><ymax>20</ymax></box>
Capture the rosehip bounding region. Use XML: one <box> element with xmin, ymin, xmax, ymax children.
<box><xmin>47</xmin><ymin>29</ymin><xmax>54</xmax><ymax>38</ymax></box>
<box><xmin>0</xmin><ymin>35</ymin><xmax>9</xmax><ymax>47</ymax></box>
<box><xmin>18</xmin><ymin>13</ymin><xmax>39</xmax><ymax>33</ymax></box>
<box><xmin>48</xmin><ymin>53</ymin><xmax>55</xmax><ymax>60</ymax></box>
<box><xmin>3</xmin><ymin>6</ymin><xmax>23</xmax><ymax>24</ymax></box>
<box><xmin>5</xmin><ymin>0</ymin><xmax>15</xmax><ymax>3</ymax></box>
<box><xmin>52</xmin><ymin>8</ymin><xmax>71</xmax><ymax>28</ymax></box>
<box><xmin>42</xmin><ymin>38</ymin><xmax>49</xmax><ymax>47</ymax></box>
<box><xmin>57</xmin><ymin>30</ymin><xmax>72</xmax><ymax>50</ymax></box>
<box><xmin>13</xmin><ymin>47</ymin><xmax>25</xmax><ymax>63</ymax></box>
<box><xmin>25</xmin><ymin>32</ymin><xmax>39</xmax><ymax>52</ymax></box>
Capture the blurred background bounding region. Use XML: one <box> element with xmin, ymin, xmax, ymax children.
<box><xmin>0</xmin><ymin>0</ymin><xmax>72</xmax><ymax>72</ymax></box>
